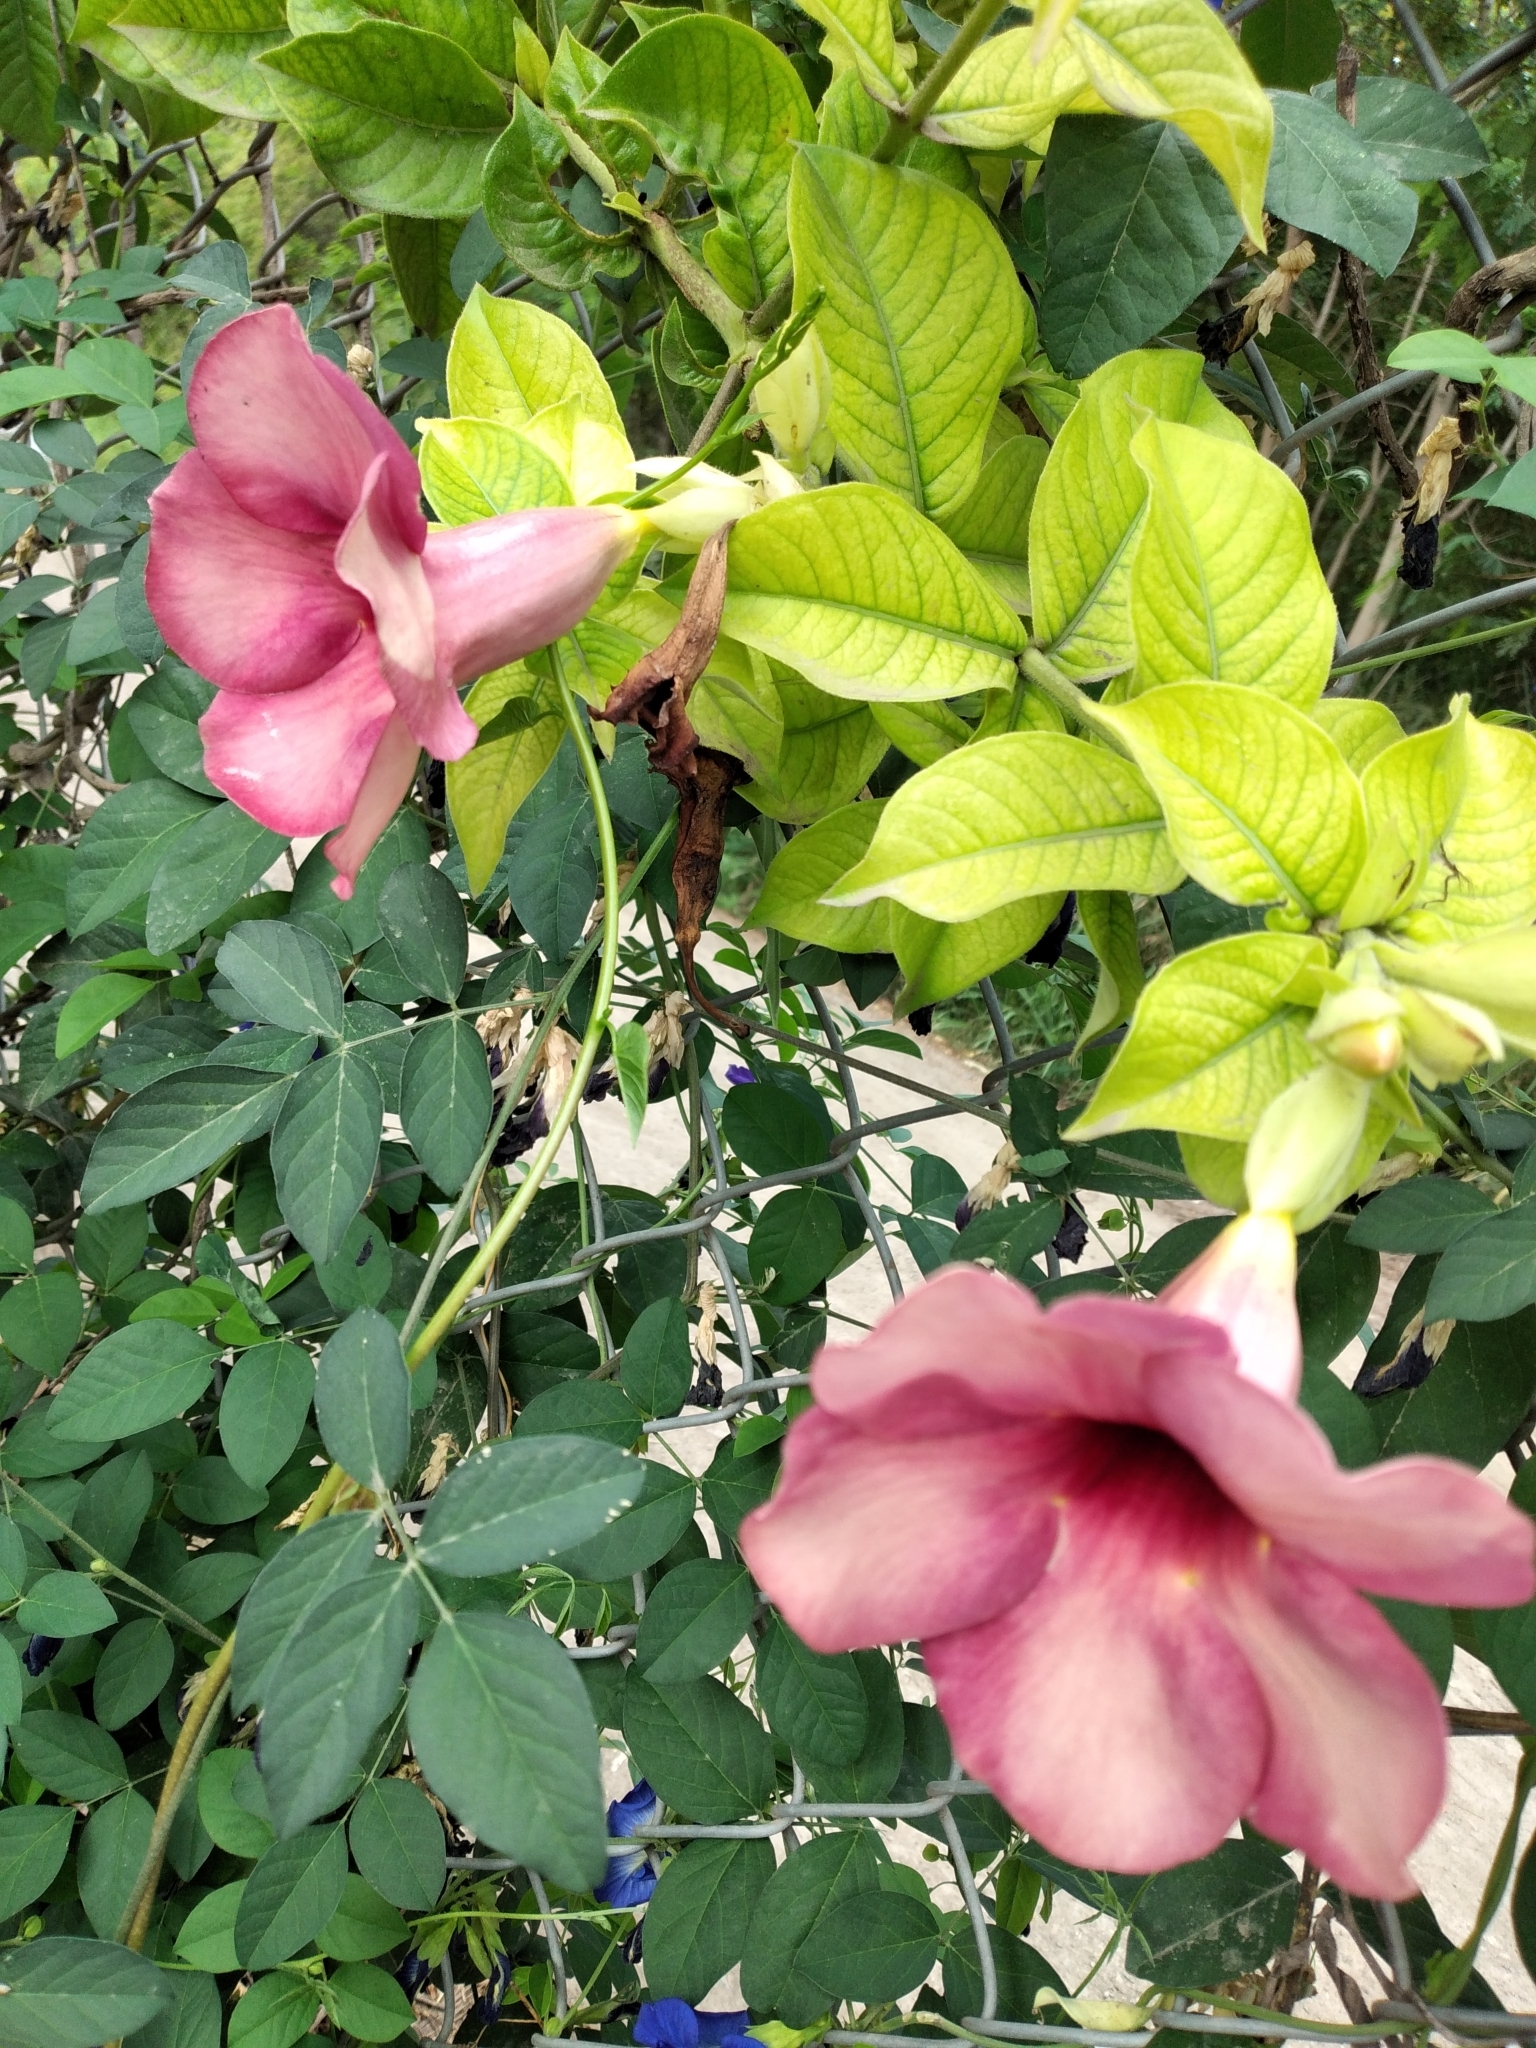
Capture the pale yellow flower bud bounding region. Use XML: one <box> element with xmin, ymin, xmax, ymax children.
<box><xmin>1394</xmin><ymin>983</ymin><xmax>1502</xmax><ymax>1086</ymax></box>
<box><xmin>753</xmin><ymin>328</ymin><xmax>834</xmax><ymax>475</ymax></box>
<box><xmin>1306</xmin><ymin>985</ymin><xmax>1404</xmax><ymax>1079</ymax></box>
<box><xmin>1245</xmin><ymin>1062</ymin><xmax>1374</xmax><ymax>1230</ymax></box>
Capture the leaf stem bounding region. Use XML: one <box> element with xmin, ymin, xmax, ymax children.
<box><xmin>635</xmin><ymin>212</ymin><xmax>749</xmax><ymax>355</ymax></box>
<box><xmin>0</xmin><ymin>1474</ymin><xmax>223</xmax><ymax>1644</ymax></box>
<box><xmin>1328</xmin><ymin>612</ymin><xmax>1536</xmax><ymax>678</ymax></box>
<box><xmin>404</xmin><ymin>670</ymin><xmax>624</xmax><ymax>1372</ymax></box>
<box><xmin>871</xmin><ymin>0</ymin><xmax>1013</xmax><ymax>161</ymax></box>
<box><xmin>1018</xmin><ymin>648</ymin><xmax>1132</xmax><ymax>753</ymax></box>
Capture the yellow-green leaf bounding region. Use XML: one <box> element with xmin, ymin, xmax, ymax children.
<box><xmin>1403</xmin><ymin>714</ymin><xmax>1536</xmax><ymax>940</ymax></box>
<box><xmin>891</xmin><ymin>896</ymin><xmax>1064</xmax><ymax>1011</ymax></box>
<box><xmin>1069</xmin><ymin>931</ymin><xmax>1326</xmax><ymax>1141</ymax></box>
<box><xmin>1030</xmin><ymin>348</ymin><xmax>1249</xmax><ymax>682</ymax></box>
<box><xmin>825</xmin><ymin>730</ymin><xmax>1183</xmax><ymax>920</ymax></box>
<box><xmin>723</xmin><ymin>484</ymin><xmax>1025</xmax><ymax>702</ymax></box>
<box><xmin>738</xmin><ymin>672</ymin><xmax>887</xmax><ymax>825</ymax></box>
<box><xmin>1127</xmin><ymin>416</ymin><xmax>1334</xmax><ymax>707</ymax></box>
<box><xmin>56</xmin><ymin>973</ymin><xmax>152</xmax><ymax>1060</ymax></box>
<box><xmin>419</xmin><ymin>417</ymin><xmax>572</xmax><ymax>523</ymax></box>
<box><xmin>788</xmin><ymin>147</ymin><xmax>1026</xmax><ymax>523</ymax></box>
<box><xmin>1341</xmin><ymin>704</ymin><xmax>1467</xmax><ymax>930</ymax></box>
<box><xmin>1309</xmin><ymin>697</ymin><xmax>1403</xmax><ymax>774</ymax></box>
<box><xmin>447</xmin><ymin>285</ymin><xmax>629</xmax><ymax>441</ymax></box>
<box><xmin>787</xmin><ymin>0</ymin><xmax>908</xmax><ymax>103</ymax></box>
<box><xmin>1076</xmin><ymin>889</ymin><xmax>1143</xmax><ymax>1044</ymax></box>
<box><xmin>445</xmin><ymin>664</ymin><xmax>563</xmax><ymax>894</ymax></box>
<box><xmin>117</xmin><ymin>0</ymin><xmax>288</xmax><ymax>119</ymax></box>
<box><xmin>928</xmin><ymin>0</ymin><xmax>1273</xmax><ymax>244</ymax></box>
<box><xmin>1105</xmin><ymin>682</ymin><xmax>1366</xmax><ymax>917</ymax></box>
<box><xmin>936</xmin><ymin>433</ymin><xmax>1044</xmax><ymax>611</ymax></box>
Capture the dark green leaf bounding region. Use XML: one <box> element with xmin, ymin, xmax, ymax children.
<box><xmin>232</xmin><ymin>1512</ymin><xmax>385</xmax><ymax>1709</ymax></box>
<box><xmin>1240</xmin><ymin>0</ymin><xmax>1341</xmax><ymax>89</ymax></box>
<box><xmin>78</xmin><ymin>1790</ymin><xmax>155</xmax><ymax>1939</ymax></box>
<box><xmin>1347</xmin><ymin>1177</ymin><xmax>1498</xmax><ymax>1254</ymax></box>
<box><xmin>49</xmin><ymin>1323</ymin><xmax>218</xmax><ymax>1441</ymax></box>
<box><xmin>1311</xmin><ymin>76</ymin><xmax>1488</xmax><ymax>181</ymax></box>
<box><xmin>408</xmin><ymin>1609</ymin><xmax>608</xmax><ymax>1891</ymax></box>
<box><xmin>174</xmin><ymin>1456</ymin><xmax>269</xmax><ymax>1525</ymax></box>
<box><xmin>0</xmin><ymin>1938</ymin><xmax>171</xmax><ymax>2048</ymax></box>
<box><xmin>1041</xmin><ymin>116</ymin><xmax>1239</xmax><ymax>376</ymax></box>
<box><xmin>1296</xmin><ymin>1218</ymin><xmax>1378</xmax><ymax>1371</ymax></box>
<box><xmin>66</xmin><ymin>782</ymin><xmax>212</xmax><ymax>936</ymax></box>
<box><xmin>554</xmin><ymin>1455</ymin><xmax>696</xmax><ymax>1579</ymax></box>
<box><xmin>1425</xmin><ymin>1204</ymin><xmax>1536</xmax><ymax>1323</ymax></box>
<box><xmin>270</xmin><ymin>1051</ymin><xmax>383</xmax><ymax>1265</ymax></box>
<box><xmin>755</xmin><ymin>1615</ymin><xmax>868</xmax><ymax>1766</ymax></box>
<box><xmin>619</xmin><ymin>1295</ymin><xmax>693</xmax><ymax>1419</ymax></box>
<box><xmin>400</xmin><ymin>1017</ymin><xmax>492</xmax><ymax>1194</ymax></box>
<box><xmin>740</xmin><ymin>1826</ymin><xmax>881</xmax><ymax>2025</ymax></box>
<box><xmin>641</xmin><ymin>1837</ymin><xmax>775</xmax><ymax>2003</ymax></box>
<box><xmin>315</xmin><ymin>1307</ymin><xmax>411</xmax><ymax>1493</ymax></box>
<box><xmin>418</xmin><ymin>1433</ymin><xmax>637</xmax><ymax>1575</ymax></box>
<box><xmin>722</xmin><ymin>1080</ymin><xmax>831</xmax><ymax>1175</ymax></box>
<box><xmin>16</xmin><ymin>1570</ymin><xmax>116</xmax><ymax>1637</ymax></box>
<box><xmin>701</xmin><ymin>1436</ymin><xmax>777</xmax><ymax>1543</ymax></box>
<box><xmin>348</xmin><ymin>1778</ymin><xmax>446</xmax><ymax>1911</ymax></box>
<box><xmin>749</xmin><ymin>1185</ymin><xmax>845</xmax><ymax>1304</ymax></box>
<box><xmin>0</xmin><ymin>1806</ymin><xmax>76</xmax><ymax>1922</ymax></box>
<box><xmin>145</xmin><ymin>805</ymin><xmax>287</xmax><ymax>954</ymax></box>
<box><xmin>807</xmin><ymin>1649</ymin><xmax>904</xmax><ymax>1801</ymax></box>
<box><xmin>623</xmin><ymin>1673</ymin><xmax>775</xmax><ymax>1824</ymax></box>
<box><xmin>219</xmin><ymin>1340</ymin><xmax>314</xmax><ymax>1488</ymax></box>
<box><xmin>1372</xmin><ymin>1310</ymin><xmax>1536</xmax><ymax>1466</ymax></box>
<box><xmin>81</xmin><ymin>1067</ymin><xmax>294</xmax><ymax>1214</ymax></box>
<box><xmin>13</xmin><ymin>1712</ymin><xmax>127</xmax><ymax>1802</ymax></box>
<box><xmin>799</xmin><ymin>1889</ymin><xmax>941</xmax><ymax>2001</ymax></box>
<box><xmin>1264</xmin><ymin>90</ymin><xmax>1418</xmax><ymax>276</ymax></box>
<box><xmin>0</xmin><ymin>1270</ymin><xmax>82</xmax><ymax>1377</ymax></box>
<box><xmin>505</xmin><ymin>796</ymin><xmax>598</xmax><ymax>961</ymax></box>
<box><xmin>1127</xmin><ymin>1839</ymin><xmax>1299</xmax><ymax>1987</ymax></box>
<box><xmin>93</xmin><ymin>1619</ymin><xmax>175</xmax><ymax>1731</ymax></box>
<box><xmin>260</xmin><ymin>1568</ymin><xmax>420</xmax><ymax>1836</ymax></box>
<box><xmin>217</xmin><ymin>920</ymin><xmax>345</xmax><ymax>1039</ymax></box>
<box><xmin>518</xmin><ymin>1379</ymin><xmax>642</xmax><ymax>1448</ymax></box>
<box><xmin>635</xmin><ymin>1559</ymin><xmax>755</xmax><ymax>1683</ymax></box>
<box><xmin>378</xmin><ymin>861</ymin><xmax>468</xmax><ymax>1003</ymax></box>
<box><xmin>234</xmin><ymin>1824</ymin><xmax>349</xmax><ymax>1967</ymax></box>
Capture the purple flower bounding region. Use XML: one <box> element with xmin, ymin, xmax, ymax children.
<box><xmin>725</xmin><ymin>1063</ymin><xmax>753</xmax><ymax>1086</ymax></box>
<box><xmin>594</xmin><ymin>1779</ymin><xmax>662</xmax><ymax>1908</ymax></box>
<box><xmin>635</xmin><ymin>2001</ymin><xmax>755</xmax><ymax>2048</ymax></box>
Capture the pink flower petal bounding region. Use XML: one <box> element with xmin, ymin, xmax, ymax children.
<box><xmin>187</xmin><ymin>305</ymin><xmax>424</xmax><ymax>545</ymax></box>
<box><xmin>334</xmin><ymin>456</ymin><xmax>476</xmax><ymax>760</ymax></box>
<box><xmin>809</xmin><ymin>1266</ymin><xmax>1232</xmax><ymax>1441</ymax></box>
<box><xmin>1149</xmin><ymin>1358</ymin><xmax>1536</xmax><ymax>1607</ymax></box>
<box><xmin>199</xmin><ymin>633</ymin><xmax>396</xmax><ymax>835</ymax></box>
<box><xmin>739</xmin><ymin>1407</ymin><xmax>1068</xmax><ymax>1652</ymax></box>
<box><xmin>325</xmin><ymin>712</ymin><xmax>422</xmax><ymax>900</ymax></box>
<box><xmin>1159</xmin><ymin>1210</ymin><xmax>1302</xmax><ymax>1401</ymax></box>
<box><xmin>425</xmin><ymin>506</ymin><xmax>642</xmax><ymax>684</ymax></box>
<box><xmin>1217</xmin><ymin>1547</ymin><xmax>1446</xmax><ymax>1898</ymax></box>
<box><xmin>148</xmin><ymin>450</ymin><xmax>365</xmax><ymax>694</ymax></box>
<box><xmin>925</xmin><ymin>1432</ymin><xmax>1267</xmax><ymax>1873</ymax></box>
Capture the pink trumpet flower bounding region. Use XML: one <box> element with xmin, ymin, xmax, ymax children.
<box><xmin>740</xmin><ymin>1215</ymin><xmax>1534</xmax><ymax>1898</ymax></box>
<box><xmin>146</xmin><ymin>305</ymin><xmax>640</xmax><ymax>897</ymax></box>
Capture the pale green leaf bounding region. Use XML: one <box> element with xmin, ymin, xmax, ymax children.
<box><xmin>1070</xmin><ymin>931</ymin><xmax>1327</xmax><ymax>1139</ymax></box>
<box><xmin>1265</xmin><ymin>88</ymin><xmax>1417</xmax><ymax>276</ymax></box>
<box><xmin>936</xmin><ymin>433</ymin><xmax>1044</xmax><ymax>611</ymax></box>
<box><xmin>828</xmin><ymin>731</ymin><xmax>1182</xmax><ymax>920</ymax></box>
<box><xmin>1076</xmin><ymin>888</ymin><xmax>1144</xmax><ymax>1042</ymax></box>
<box><xmin>55</xmin><ymin>974</ymin><xmax>151</xmax><ymax>1060</ymax></box>
<box><xmin>262</xmin><ymin>23</ymin><xmax>508</xmax><ymax>218</ymax></box>
<box><xmin>446</xmin><ymin>663</ymin><xmax>563</xmax><ymax>896</ymax></box>
<box><xmin>723</xmin><ymin>484</ymin><xmax>1024</xmax><ymax>702</ymax></box>
<box><xmin>419</xmin><ymin>417</ymin><xmax>571</xmax><ymax>524</ymax></box>
<box><xmin>117</xmin><ymin>0</ymin><xmax>288</xmax><ymax>118</ymax></box>
<box><xmin>1030</xmin><ymin>347</ymin><xmax>1249</xmax><ymax>681</ymax></box>
<box><xmin>1405</xmin><ymin>715</ymin><xmax>1536</xmax><ymax>940</ymax></box>
<box><xmin>1126</xmin><ymin>416</ymin><xmax>1333</xmax><ymax>706</ymax></box>
<box><xmin>589</xmin><ymin>16</ymin><xmax>813</xmax><ymax>304</ymax></box>
<box><xmin>1309</xmin><ymin>697</ymin><xmax>1402</xmax><ymax>773</ymax></box>
<box><xmin>929</xmin><ymin>0</ymin><xmax>1273</xmax><ymax>243</ymax></box>
<box><xmin>1105</xmin><ymin>683</ymin><xmax>1366</xmax><ymax>916</ymax></box>
<box><xmin>482</xmin><ymin>91</ymin><xmax>639</xmax><ymax>289</ymax></box>
<box><xmin>891</xmin><ymin>895</ymin><xmax>1065</xmax><ymax>1011</ymax></box>
<box><xmin>610</xmin><ymin>1018</ymin><xmax>650</xmax><ymax>1143</ymax></box>
<box><xmin>447</xmin><ymin>284</ymin><xmax>628</xmax><ymax>438</ymax></box>
<box><xmin>755</xmin><ymin>801</ymin><xmax>895</xmax><ymax>954</ymax></box>
<box><xmin>787</xmin><ymin>0</ymin><xmax>908</xmax><ymax>102</ymax></box>
<box><xmin>788</xmin><ymin>147</ymin><xmax>1026</xmax><ymax>522</ymax></box>
<box><xmin>738</xmin><ymin>673</ymin><xmax>887</xmax><ymax>825</ymax></box>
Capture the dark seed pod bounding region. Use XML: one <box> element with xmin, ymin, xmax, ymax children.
<box><xmin>1051</xmin><ymin>1208</ymin><xmax>1090</xmax><ymax>1265</ymax></box>
<box><xmin>1398</xmin><ymin>511</ymin><xmax>1440</xmax><ymax>590</ymax></box>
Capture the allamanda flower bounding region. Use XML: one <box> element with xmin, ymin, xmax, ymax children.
<box><xmin>146</xmin><ymin>305</ymin><xmax>641</xmax><ymax>897</ymax></box>
<box><xmin>740</xmin><ymin>1213</ymin><xmax>1534</xmax><ymax>1898</ymax></box>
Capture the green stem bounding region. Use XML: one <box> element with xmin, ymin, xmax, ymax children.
<box><xmin>398</xmin><ymin>814</ymin><xmax>675</xmax><ymax>1351</ymax></box>
<box><xmin>119</xmin><ymin>1645</ymin><xmax>233</xmax><ymax>1949</ymax></box>
<box><xmin>1409</xmin><ymin>1085</ymin><xmax>1514</xmax><ymax>1188</ymax></box>
<box><xmin>0</xmin><ymin>1475</ymin><xmax>223</xmax><ymax>1644</ymax></box>
<box><xmin>637</xmin><ymin>212</ymin><xmax>749</xmax><ymax>354</ymax></box>
<box><xmin>1424</xmin><ymin>1742</ymin><xmax>1536</xmax><ymax>2004</ymax></box>
<box><xmin>406</xmin><ymin>669</ymin><xmax>624</xmax><ymax>1371</ymax></box>
<box><xmin>870</xmin><ymin>0</ymin><xmax>1013</xmax><ymax>161</ymax></box>
<box><xmin>576</xmin><ymin>0</ymin><xmax>614</xmax><ymax>41</ymax></box>
<box><xmin>1018</xmin><ymin>647</ymin><xmax>1133</xmax><ymax>753</ymax></box>
<box><xmin>1328</xmin><ymin>612</ymin><xmax>1536</xmax><ymax>679</ymax></box>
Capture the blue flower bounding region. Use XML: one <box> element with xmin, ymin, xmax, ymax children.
<box><xmin>594</xmin><ymin>1779</ymin><xmax>662</xmax><ymax>1908</ymax></box>
<box><xmin>472</xmin><ymin>1949</ymin><xmax>513</xmax><ymax>2026</ymax></box>
<box><xmin>725</xmin><ymin>1063</ymin><xmax>753</xmax><ymax>1086</ymax></box>
<box><xmin>634</xmin><ymin>2000</ymin><xmax>754</xmax><ymax>2048</ymax></box>
<box><xmin>22</xmin><ymin>1636</ymin><xmax>60</xmax><ymax>1677</ymax></box>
